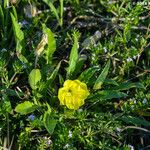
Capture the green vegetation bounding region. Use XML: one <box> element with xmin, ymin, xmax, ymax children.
<box><xmin>0</xmin><ymin>0</ymin><xmax>150</xmax><ymax>149</ymax></box>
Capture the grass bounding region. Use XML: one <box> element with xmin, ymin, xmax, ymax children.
<box><xmin>0</xmin><ymin>0</ymin><xmax>150</xmax><ymax>149</ymax></box>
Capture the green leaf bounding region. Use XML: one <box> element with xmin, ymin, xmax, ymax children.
<box><xmin>43</xmin><ymin>0</ymin><xmax>60</xmax><ymax>23</ymax></box>
<box><xmin>121</xmin><ymin>116</ymin><xmax>150</xmax><ymax>126</ymax></box>
<box><xmin>29</xmin><ymin>69</ymin><xmax>41</xmax><ymax>90</ymax></box>
<box><xmin>89</xmin><ymin>90</ymin><xmax>127</xmax><ymax>102</ymax></box>
<box><xmin>0</xmin><ymin>5</ymin><xmax>4</xmax><ymax>28</ymax></box>
<box><xmin>59</xmin><ymin>74</ymin><xmax>64</xmax><ymax>87</ymax></box>
<box><xmin>73</xmin><ymin>54</ymin><xmax>87</xmax><ymax>77</ymax></box>
<box><xmin>11</xmin><ymin>13</ymin><xmax>24</xmax><ymax>54</ymax></box>
<box><xmin>114</xmin><ymin>82</ymin><xmax>145</xmax><ymax>91</ymax></box>
<box><xmin>67</xmin><ymin>31</ymin><xmax>79</xmax><ymax>78</ymax></box>
<box><xmin>2</xmin><ymin>95</ymin><xmax>12</xmax><ymax>114</ymax></box>
<box><xmin>5</xmin><ymin>89</ymin><xmax>24</xmax><ymax>97</ymax></box>
<box><xmin>4</xmin><ymin>0</ymin><xmax>8</xmax><ymax>8</ymax></box>
<box><xmin>60</xmin><ymin>0</ymin><xmax>64</xmax><ymax>26</ymax></box>
<box><xmin>15</xmin><ymin>101</ymin><xmax>37</xmax><ymax>115</ymax></box>
<box><xmin>12</xmin><ymin>6</ymin><xmax>18</xmax><ymax>21</ymax></box>
<box><xmin>46</xmin><ymin>61</ymin><xmax>61</xmax><ymax>87</ymax></box>
<box><xmin>17</xmin><ymin>54</ymin><xmax>28</xmax><ymax>65</ymax></box>
<box><xmin>104</xmin><ymin>79</ymin><xmax>119</xmax><ymax>86</ymax></box>
<box><xmin>43</xmin><ymin>112</ymin><xmax>57</xmax><ymax>134</ymax></box>
<box><xmin>78</xmin><ymin>66</ymin><xmax>99</xmax><ymax>84</ymax></box>
<box><xmin>42</xmin><ymin>24</ymin><xmax>56</xmax><ymax>64</ymax></box>
<box><xmin>93</xmin><ymin>60</ymin><xmax>110</xmax><ymax>90</ymax></box>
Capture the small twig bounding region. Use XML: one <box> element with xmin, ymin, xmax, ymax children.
<box><xmin>9</xmin><ymin>135</ymin><xmax>14</xmax><ymax>150</ymax></box>
<box><xmin>121</xmin><ymin>126</ymin><xmax>150</xmax><ymax>134</ymax></box>
<box><xmin>35</xmin><ymin>55</ymin><xmax>38</xmax><ymax>68</ymax></box>
<box><xmin>131</xmin><ymin>26</ymin><xmax>149</xmax><ymax>31</ymax></box>
<box><xmin>140</xmin><ymin>145</ymin><xmax>150</xmax><ymax>150</ymax></box>
<box><xmin>7</xmin><ymin>114</ymin><xmax>10</xmax><ymax>148</ymax></box>
<box><xmin>126</xmin><ymin>71</ymin><xmax>147</xmax><ymax>82</ymax></box>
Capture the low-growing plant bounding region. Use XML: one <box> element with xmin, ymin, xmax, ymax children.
<box><xmin>0</xmin><ymin>0</ymin><xmax>149</xmax><ymax>149</ymax></box>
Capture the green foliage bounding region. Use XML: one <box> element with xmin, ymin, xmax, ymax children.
<box><xmin>79</xmin><ymin>66</ymin><xmax>99</xmax><ymax>84</ymax></box>
<box><xmin>43</xmin><ymin>112</ymin><xmax>57</xmax><ymax>135</ymax></box>
<box><xmin>46</xmin><ymin>61</ymin><xmax>61</xmax><ymax>87</ymax></box>
<box><xmin>11</xmin><ymin>13</ymin><xmax>24</xmax><ymax>54</ymax></box>
<box><xmin>89</xmin><ymin>90</ymin><xmax>127</xmax><ymax>102</ymax></box>
<box><xmin>114</xmin><ymin>82</ymin><xmax>145</xmax><ymax>91</ymax></box>
<box><xmin>67</xmin><ymin>31</ymin><xmax>80</xmax><ymax>78</ymax></box>
<box><xmin>0</xmin><ymin>0</ymin><xmax>149</xmax><ymax>149</ymax></box>
<box><xmin>15</xmin><ymin>101</ymin><xmax>37</xmax><ymax>115</ymax></box>
<box><xmin>42</xmin><ymin>24</ymin><xmax>56</xmax><ymax>64</ymax></box>
<box><xmin>121</xmin><ymin>116</ymin><xmax>150</xmax><ymax>126</ymax></box>
<box><xmin>43</xmin><ymin>0</ymin><xmax>64</xmax><ymax>27</ymax></box>
<box><xmin>93</xmin><ymin>60</ymin><xmax>110</xmax><ymax>90</ymax></box>
<box><xmin>28</xmin><ymin>69</ymin><xmax>41</xmax><ymax>90</ymax></box>
<box><xmin>0</xmin><ymin>5</ymin><xmax>4</xmax><ymax>28</ymax></box>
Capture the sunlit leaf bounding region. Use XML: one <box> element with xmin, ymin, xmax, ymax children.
<box><xmin>93</xmin><ymin>60</ymin><xmax>110</xmax><ymax>90</ymax></box>
<box><xmin>67</xmin><ymin>31</ymin><xmax>79</xmax><ymax>78</ymax></box>
<box><xmin>29</xmin><ymin>69</ymin><xmax>41</xmax><ymax>90</ymax></box>
<box><xmin>11</xmin><ymin>13</ymin><xmax>24</xmax><ymax>54</ymax></box>
<box><xmin>42</xmin><ymin>24</ymin><xmax>56</xmax><ymax>64</ymax></box>
<box><xmin>43</xmin><ymin>0</ymin><xmax>60</xmax><ymax>23</ymax></box>
<box><xmin>15</xmin><ymin>101</ymin><xmax>37</xmax><ymax>115</ymax></box>
<box><xmin>0</xmin><ymin>5</ymin><xmax>4</xmax><ymax>27</ymax></box>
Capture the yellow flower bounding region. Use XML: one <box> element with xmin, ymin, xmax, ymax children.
<box><xmin>58</xmin><ymin>80</ymin><xmax>90</xmax><ymax>110</ymax></box>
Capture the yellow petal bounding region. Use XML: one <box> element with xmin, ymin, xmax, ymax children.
<box><xmin>58</xmin><ymin>87</ymin><xmax>68</xmax><ymax>105</ymax></box>
<box><xmin>63</xmin><ymin>80</ymin><xmax>74</xmax><ymax>88</ymax></box>
<box><xmin>65</xmin><ymin>95</ymin><xmax>74</xmax><ymax>109</ymax></box>
<box><xmin>72</xmin><ymin>97</ymin><xmax>84</xmax><ymax>110</ymax></box>
<box><xmin>58</xmin><ymin>79</ymin><xmax>90</xmax><ymax>110</ymax></box>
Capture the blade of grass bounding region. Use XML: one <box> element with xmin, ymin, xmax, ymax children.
<box><xmin>93</xmin><ymin>60</ymin><xmax>110</xmax><ymax>90</ymax></box>
<box><xmin>67</xmin><ymin>31</ymin><xmax>80</xmax><ymax>78</ymax></box>
<box><xmin>59</xmin><ymin>0</ymin><xmax>64</xmax><ymax>27</ymax></box>
<box><xmin>43</xmin><ymin>0</ymin><xmax>60</xmax><ymax>26</ymax></box>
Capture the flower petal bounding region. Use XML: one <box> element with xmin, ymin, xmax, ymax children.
<box><xmin>58</xmin><ymin>79</ymin><xmax>90</xmax><ymax>110</ymax></box>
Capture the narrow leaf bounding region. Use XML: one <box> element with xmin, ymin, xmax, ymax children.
<box><xmin>93</xmin><ymin>60</ymin><xmax>110</xmax><ymax>89</ymax></box>
<box><xmin>29</xmin><ymin>69</ymin><xmax>41</xmax><ymax>90</ymax></box>
<box><xmin>104</xmin><ymin>79</ymin><xmax>119</xmax><ymax>86</ymax></box>
<box><xmin>73</xmin><ymin>54</ymin><xmax>87</xmax><ymax>77</ymax></box>
<box><xmin>78</xmin><ymin>66</ymin><xmax>99</xmax><ymax>84</ymax></box>
<box><xmin>46</xmin><ymin>61</ymin><xmax>61</xmax><ymax>87</ymax></box>
<box><xmin>67</xmin><ymin>31</ymin><xmax>79</xmax><ymax>77</ymax></box>
<box><xmin>12</xmin><ymin>6</ymin><xmax>18</xmax><ymax>21</ymax></box>
<box><xmin>11</xmin><ymin>13</ymin><xmax>24</xmax><ymax>54</ymax></box>
<box><xmin>59</xmin><ymin>0</ymin><xmax>64</xmax><ymax>26</ymax></box>
<box><xmin>89</xmin><ymin>90</ymin><xmax>127</xmax><ymax>102</ymax></box>
<box><xmin>121</xmin><ymin>116</ymin><xmax>150</xmax><ymax>126</ymax></box>
<box><xmin>0</xmin><ymin>5</ymin><xmax>4</xmax><ymax>28</ymax></box>
<box><xmin>42</xmin><ymin>24</ymin><xmax>56</xmax><ymax>64</ymax></box>
<box><xmin>43</xmin><ymin>0</ymin><xmax>60</xmax><ymax>22</ymax></box>
<box><xmin>5</xmin><ymin>89</ymin><xmax>24</xmax><ymax>97</ymax></box>
<box><xmin>114</xmin><ymin>82</ymin><xmax>145</xmax><ymax>91</ymax></box>
<box><xmin>4</xmin><ymin>0</ymin><xmax>8</xmax><ymax>8</ymax></box>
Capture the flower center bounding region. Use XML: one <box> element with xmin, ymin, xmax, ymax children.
<box><xmin>68</xmin><ymin>89</ymin><xmax>72</xmax><ymax>94</ymax></box>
